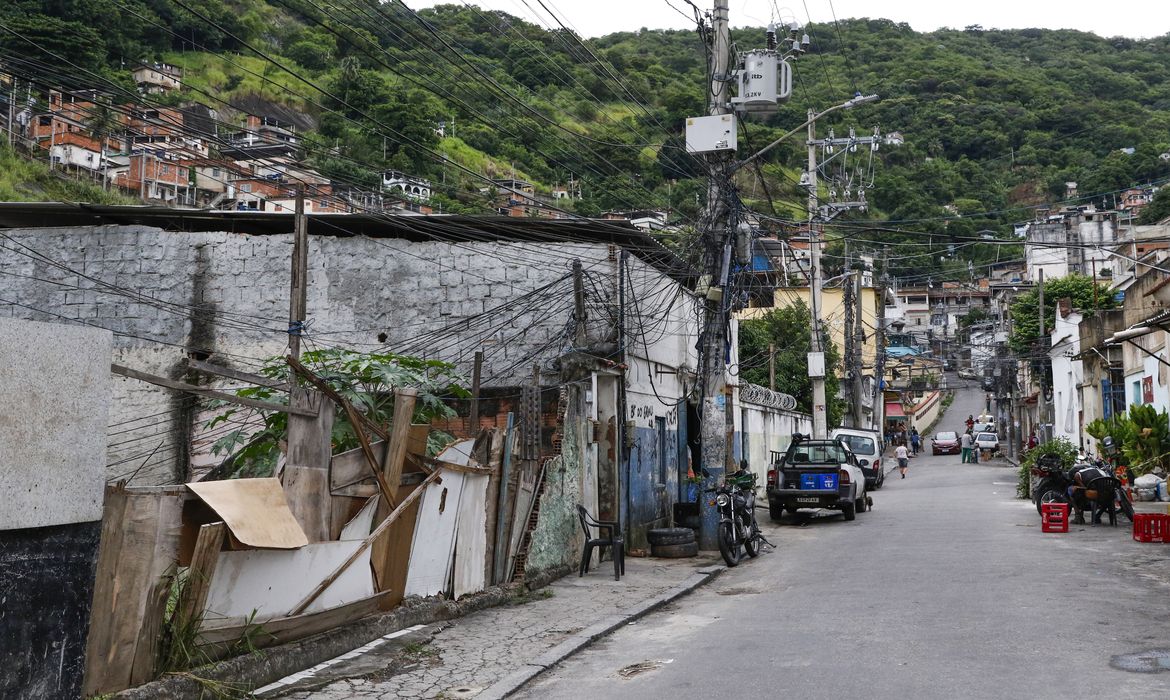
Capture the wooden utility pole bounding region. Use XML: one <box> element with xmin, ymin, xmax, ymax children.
<box><xmin>572</xmin><ymin>259</ymin><xmax>587</xmax><ymax>345</ymax></box>
<box><xmin>470</xmin><ymin>350</ymin><xmax>483</xmax><ymax>433</ymax></box>
<box><xmin>289</xmin><ymin>185</ymin><xmax>308</xmax><ymax>360</ymax></box>
<box><xmin>768</xmin><ymin>343</ymin><xmax>776</xmax><ymax>391</ymax></box>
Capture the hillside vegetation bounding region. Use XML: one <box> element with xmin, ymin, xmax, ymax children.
<box><xmin>3</xmin><ymin>2</ymin><xmax>1170</xmax><ymax>276</ymax></box>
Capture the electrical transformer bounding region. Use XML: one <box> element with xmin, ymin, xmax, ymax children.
<box><xmin>730</xmin><ymin>51</ymin><xmax>792</xmax><ymax>113</ymax></box>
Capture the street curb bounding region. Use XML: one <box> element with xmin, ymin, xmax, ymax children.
<box><xmin>111</xmin><ymin>565</ymin><xmax>574</xmax><ymax>700</ymax></box>
<box><xmin>474</xmin><ymin>564</ymin><xmax>726</xmax><ymax>700</ymax></box>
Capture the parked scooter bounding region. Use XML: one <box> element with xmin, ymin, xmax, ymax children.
<box><xmin>1032</xmin><ymin>452</ymin><xmax>1134</xmax><ymax>524</ymax></box>
<box><xmin>709</xmin><ymin>468</ymin><xmax>770</xmax><ymax>567</ymax></box>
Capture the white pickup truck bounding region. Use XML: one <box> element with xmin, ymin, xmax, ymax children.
<box><xmin>766</xmin><ymin>435</ymin><xmax>869</xmax><ymax>521</ymax></box>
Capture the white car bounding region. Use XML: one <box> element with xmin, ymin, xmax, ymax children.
<box><xmin>831</xmin><ymin>428</ymin><xmax>885</xmax><ymax>490</ymax></box>
<box><xmin>974</xmin><ymin>431</ymin><xmax>999</xmax><ymax>453</ymax></box>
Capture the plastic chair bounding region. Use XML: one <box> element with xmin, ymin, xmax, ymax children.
<box><xmin>576</xmin><ymin>504</ymin><xmax>624</xmax><ymax>581</ymax></box>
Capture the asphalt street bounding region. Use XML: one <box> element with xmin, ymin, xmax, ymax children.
<box><xmin>518</xmin><ymin>380</ymin><xmax>1170</xmax><ymax>700</ymax></box>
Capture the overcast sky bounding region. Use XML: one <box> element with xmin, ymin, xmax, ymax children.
<box><xmin>408</xmin><ymin>1</ymin><xmax>1170</xmax><ymax>40</ymax></box>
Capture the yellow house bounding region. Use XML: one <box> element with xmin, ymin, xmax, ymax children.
<box><xmin>738</xmin><ymin>286</ymin><xmax>882</xmax><ymax>372</ymax></box>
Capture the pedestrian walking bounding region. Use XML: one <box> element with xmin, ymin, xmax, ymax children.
<box><xmin>910</xmin><ymin>428</ymin><xmax>921</xmax><ymax>455</ymax></box>
<box><xmin>895</xmin><ymin>442</ymin><xmax>910</xmax><ymax>478</ymax></box>
<box><xmin>960</xmin><ymin>430</ymin><xmax>973</xmax><ymax>463</ymax></box>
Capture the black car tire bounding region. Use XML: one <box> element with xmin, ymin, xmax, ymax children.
<box><xmin>842</xmin><ymin>500</ymin><xmax>857</xmax><ymax>521</ymax></box>
<box><xmin>651</xmin><ymin>541</ymin><xmax>698</xmax><ymax>558</ymax></box>
<box><xmin>856</xmin><ymin>496</ymin><xmax>868</xmax><ymax>513</ymax></box>
<box><xmin>769</xmin><ymin>502</ymin><xmax>783</xmax><ymax>521</ymax></box>
<box><xmin>876</xmin><ymin>470</ymin><xmax>885</xmax><ymax>489</ymax></box>
<box><xmin>647</xmin><ymin>527</ymin><xmax>695</xmax><ymax>546</ymax></box>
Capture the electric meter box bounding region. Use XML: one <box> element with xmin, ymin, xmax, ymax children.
<box><xmin>731</xmin><ymin>52</ymin><xmax>792</xmax><ymax>113</ymax></box>
<box><xmin>685</xmin><ymin>114</ymin><xmax>738</xmax><ymax>153</ymax></box>
<box><xmin>807</xmin><ymin>351</ymin><xmax>826</xmax><ymax>378</ymax></box>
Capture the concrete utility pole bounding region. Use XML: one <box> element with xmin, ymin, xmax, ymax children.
<box><xmin>874</xmin><ymin>256</ymin><xmax>888</xmax><ymax>429</ymax></box>
<box><xmin>1037</xmin><ymin>268</ymin><xmax>1045</xmax><ymax>442</ymax></box>
<box><xmin>852</xmin><ymin>268</ymin><xmax>866</xmax><ymax>428</ymax></box>
<box><xmin>696</xmin><ymin>0</ymin><xmax>733</xmax><ymax>550</ymax></box>
<box><xmin>843</xmin><ymin>263</ymin><xmax>856</xmax><ymax>426</ymax></box>
<box><xmin>807</xmin><ymin>109</ymin><xmax>828</xmax><ymax>437</ymax></box>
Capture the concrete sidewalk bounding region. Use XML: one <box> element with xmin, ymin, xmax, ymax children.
<box><xmin>269</xmin><ymin>554</ymin><xmax>724</xmax><ymax>699</ymax></box>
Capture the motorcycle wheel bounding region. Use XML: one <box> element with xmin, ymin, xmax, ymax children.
<box><xmin>1035</xmin><ymin>487</ymin><xmax>1067</xmax><ymax>515</ymax></box>
<box><xmin>717</xmin><ymin>521</ymin><xmax>740</xmax><ymax>567</ymax></box>
<box><xmin>1117</xmin><ymin>490</ymin><xmax>1135</xmax><ymax>522</ymax></box>
<box><xmin>744</xmin><ymin>519</ymin><xmax>762</xmax><ymax>558</ymax></box>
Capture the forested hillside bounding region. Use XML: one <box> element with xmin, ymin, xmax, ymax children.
<box><xmin>3</xmin><ymin>1</ymin><xmax>1170</xmax><ymax>277</ymax></box>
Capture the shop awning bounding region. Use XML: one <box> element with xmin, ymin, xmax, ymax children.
<box><xmin>885</xmin><ymin>402</ymin><xmax>905</xmax><ymax>418</ymax></box>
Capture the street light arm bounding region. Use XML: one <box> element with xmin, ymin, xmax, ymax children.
<box><xmin>732</xmin><ymin>94</ymin><xmax>878</xmax><ymax>174</ymax></box>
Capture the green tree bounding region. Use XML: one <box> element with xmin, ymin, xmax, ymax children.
<box><xmin>208</xmin><ymin>348</ymin><xmax>469</xmax><ymax>478</ymax></box>
<box><xmin>1139</xmin><ymin>187</ymin><xmax>1170</xmax><ymax>224</ymax></box>
<box><xmin>739</xmin><ymin>300</ymin><xmax>845</xmax><ymax>428</ymax></box>
<box><xmin>1008</xmin><ymin>274</ymin><xmax>1116</xmax><ymax>354</ymax></box>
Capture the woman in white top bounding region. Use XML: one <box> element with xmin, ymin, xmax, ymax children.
<box><xmin>895</xmin><ymin>442</ymin><xmax>910</xmax><ymax>479</ymax></box>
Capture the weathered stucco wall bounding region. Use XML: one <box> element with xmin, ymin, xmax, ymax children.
<box><xmin>0</xmin><ymin>317</ymin><xmax>111</xmax><ymax>700</ymax></box>
<box><xmin>0</xmin><ymin>225</ymin><xmax>611</xmax><ymax>484</ymax></box>
<box><xmin>524</xmin><ymin>384</ymin><xmax>588</xmax><ymax>576</ymax></box>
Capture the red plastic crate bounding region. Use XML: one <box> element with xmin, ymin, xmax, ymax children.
<box><xmin>1132</xmin><ymin>513</ymin><xmax>1170</xmax><ymax>543</ymax></box>
<box><xmin>1041</xmin><ymin>502</ymin><xmax>1069</xmax><ymax>533</ymax></box>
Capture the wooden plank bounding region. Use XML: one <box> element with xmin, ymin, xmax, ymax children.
<box><xmin>481</xmin><ymin>429</ymin><xmax>504</xmax><ymax>587</ymax></box>
<box><xmin>183</xmin><ymin>357</ymin><xmax>284</xmax><ymax>388</ymax></box>
<box><xmin>453</xmin><ymin>472</ymin><xmax>490</xmax><ymax>599</ymax></box>
<box><xmin>82</xmin><ymin>483</ymin><xmax>131</xmax><ymax>696</ymax></box>
<box><xmin>331</xmin><ymin>435</ymin><xmax>429</xmax><ymax>490</ymax></box>
<box><xmin>286</xmin><ymin>389</ymin><xmax>335</xmax><ymax>471</ymax></box>
<box><xmin>372</xmin><ymin>481</ymin><xmax>424</xmax><ymax>610</ymax></box>
<box><xmin>382</xmin><ymin>387</ymin><xmax>419</xmax><ymax>506</ymax></box>
<box><xmin>492</xmin><ymin>414</ymin><xmax>516</xmax><ymax>585</ymax></box>
<box><xmin>128</xmin><ymin>486</ymin><xmax>184</xmax><ymax>689</ymax></box>
<box><xmin>282</xmin><ymin>466</ymin><xmax>331</xmax><ymax>542</ymax></box>
<box><xmin>176</xmin><ymin>522</ymin><xmax>226</xmax><ymax>628</ymax></box>
<box><xmin>188</xmin><ymin>478</ymin><xmax>308</xmax><ymax>549</ymax></box>
<box><xmin>341</xmin><ymin>399</ymin><xmax>398</xmax><ymax>510</ymax></box>
<box><xmin>195</xmin><ymin>591</ymin><xmax>393</xmax><ymax>654</ymax></box>
<box><xmin>110</xmin><ymin>363</ymin><xmax>316</xmax><ymax>416</ymax></box>
<box><xmin>290</xmin><ymin>468</ymin><xmax>442</xmax><ymax>616</ymax></box>
<box><xmin>331</xmin><ymin>471</ymin><xmax>426</xmax><ymax>498</ymax></box>
<box><xmin>82</xmin><ymin>484</ymin><xmax>184</xmax><ymax>695</ymax></box>
<box><xmin>506</xmin><ymin>471</ymin><xmax>536</xmax><ymax>581</ymax></box>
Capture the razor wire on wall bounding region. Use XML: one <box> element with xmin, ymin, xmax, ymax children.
<box><xmin>739</xmin><ymin>382</ymin><xmax>798</xmax><ymax>411</ymax></box>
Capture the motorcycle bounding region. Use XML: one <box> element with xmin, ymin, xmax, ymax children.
<box><xmin>1032</xmin><ymin>453</ymin><xmax>1134</xmax><ymax>524</ymax></box>
<box><xmin>710</xmin><ymin>470</ymin><xmax>770</xmax><ymax>567</ymax></box>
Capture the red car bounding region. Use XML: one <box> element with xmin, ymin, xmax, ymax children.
<box><xmin>932</xmin><ymin>431</ymin><xmax>960</xmax><ymax>455</ymax></box>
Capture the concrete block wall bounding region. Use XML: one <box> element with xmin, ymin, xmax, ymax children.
<box><xmin>0</xmin><ymin>225</ymin><xmax>612</xmax><ymax>484</ymax></box>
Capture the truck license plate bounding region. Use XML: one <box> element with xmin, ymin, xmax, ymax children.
<box><xmin>796</xmin><ymin>497</ymin><xmax>820</xmax><ymax>503</ymax></box>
